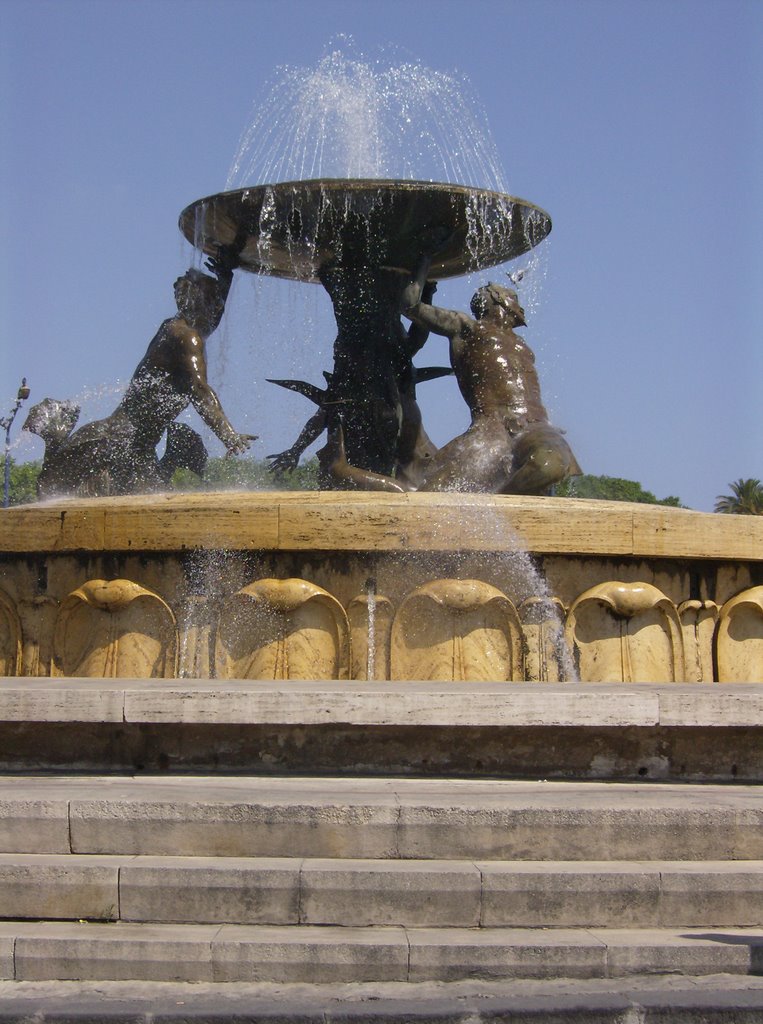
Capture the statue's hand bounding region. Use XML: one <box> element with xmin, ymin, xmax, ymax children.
<box><xmin>421</xmin><ymin>280</ymin><xmax>438</xmax><ymax>304</ymax></box>
<box><xmin>206</xmin><ymin>244</ymin><xmax>241</xmax><ymax>279</ymax></box>
<box><xmin>266</xmin><ymin>449</ymin><xmax>299</xmax><ymax>475</ymax></box>
<box><xmin>225</xmin><ymin>432</ymin><xmax>257</xmax><ymax>456</ymax></box>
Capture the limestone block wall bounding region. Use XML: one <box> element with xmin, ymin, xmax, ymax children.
<box><xmin>1</xmin><ymin>492</ymin><xmax>762</xmax><ymax>683</ymax></box>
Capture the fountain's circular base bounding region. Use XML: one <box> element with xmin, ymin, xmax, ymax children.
<box><xmin>2</xmin><ymin>492</ymin><xmax>761</xmax><ymax>685</ymax></box>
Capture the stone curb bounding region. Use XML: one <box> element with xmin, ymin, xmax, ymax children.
<box><xmin>2</xmin><ymin>973</ymin><xmax>763</xmax><ymax>1022</ymax></box>
<box><xmin>1</xmin><ymin>923</ymin><xmax>763</xmax><ymax>984</ymax></box>
<box><xmin>2</xmin><ymin>776</ymin><xmax>761</xmax><ymax>860</ymax></box>
<box><xmin>1</xmin><ymin>681</ymin><xmax>762</xmax><ymax>728</ymax></box>
<box><xmin>1</xmin><ymin>854</ymin><xmax>762</xmax><ymax>930</ymax></box>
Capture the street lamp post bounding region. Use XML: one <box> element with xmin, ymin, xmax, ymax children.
<box><xmin>2</xmin><ymin>379</ymin><xmax>31</xmax><ymax>508</ymax></box>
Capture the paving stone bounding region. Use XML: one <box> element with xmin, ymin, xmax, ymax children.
<box><xmin>592</xmin><ymin>927</ymin><xmax>763</xmax><ymax>976</ymax></box>
<box><xmin>0</xmin><ymin>854</ymin><xmax>120</xmax><ymax>921</ymax></box>
<box><xmin>0</xmin><ymin>795</ymin><xmax>70</xmax><ymax>854</ymax></box>
<box><xmin>656</xmin><ymin>861</ymin><xmax>763</xmax><ymax>926</ymax></box>
<box><xmin>68</xmin><ymin>784</ymin><xmax>400</xmax><ymax>859</ymax></box>
<box><xmin>0</xmin><ymin>938</ymin><xmax>12</xmax><ymax>982</ymax></box>
<box><xmin>406</xmin><ymin>927</ymin><xmax>607</xmax><ymax>982</ymax></box>
<box><xmin>211</xmin><ymin>925</ymin><xmax>409</xmax><ymax>984</ymax></box>
<box><xmin>394</xmin><ymin>782</ymin><xmax>763</xmax><ymax>860</ymax></box>
<box><xmin>300</xmin><ymin>859</ymin><xmax>481</xmax><ymax>927</ymax></box>
<box><xmin>119</xmin><ymin>856</ymin><xmax>301</xmax><ymax>924</ymax></box>
<box><xmin>12</xmin><ymin>922</ymin><xmax>221</xmax><ymax>982</ymax></box>
<box><xmin>479</xmin><ymin>861</ymin><xmax>661</xmax><ymax>927</ymax></box>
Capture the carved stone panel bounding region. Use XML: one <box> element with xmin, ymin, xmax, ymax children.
<box><xmin>216</xmin><ymin>578</ymin><xmax>350</xmax><ymax>680</ymax></box>
<box><xmin>390</xmin><ymin>579</ymin><xmax>525</xmax><ymax>682</ymax></box>
<box><xmin>519</xmin><ymin>597</ymin><xmax>570</xmax><ymax>682</ymax></box>
<box><xmin>679</xmin><ymin>600</ymin><xmax>719</xmax><ymax>683</ymax></box>
<box><xmin>52</xmin><ymin>579</ymin><xmax>177</xmax><ymax>678</ymax></box>
<box><xmin>565</xmin><ymin>582</ymin><xmax>685</xmax><ymax>683</ymax></box>
<box><xmin>0</xmin><ymin>588</ymin><xmax>21</xmax><ymax>677</ymax></box>
<box><xmin>716</xmin><ymin>587</ymin><xmax>763</xmax><ymax>683</ymax></box>
<box><xmin>348</xmin><ymin>591</ymin><xmax>394</xmax><ymax>681</ymax></box>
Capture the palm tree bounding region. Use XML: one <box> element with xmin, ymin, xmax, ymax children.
<box><xmin>714</xmin><ymin>478</ymin><xmax>763</xmax><ymax>515</ymax></box>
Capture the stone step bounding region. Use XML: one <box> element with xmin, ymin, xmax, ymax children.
<box><xmin>2</xmin><ymin>976</ymin><xmax>763</xmax><ymax>1024</ymax></box>
<box><xmin>2</xmin><ymin>680</ymin><xmax>762</xmax><ymax>780</ymax></box>
<box><xmin>1</xmin><ymin>853</ymin><xmax>762</xmax><ymax>930</ymax></box>
<box><xmin>2</xmin><ymin>775</ymin><xmax>761</xmax><ymax>861</ymax></box>
<box><xmin>1</xmin><ymin>922</ymin><xmax>762</xmax><ymax>984</ymax></box>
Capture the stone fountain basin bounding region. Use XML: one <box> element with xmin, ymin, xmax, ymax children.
<box><xmin>179</xmin><ymin>180</ymin><xmax>552</xmax><ymax>280</ymax></box>
<box><xmin>1</xmin><ymin>492</ymin><xmax>762</xmax><ymax>685</ymax></box>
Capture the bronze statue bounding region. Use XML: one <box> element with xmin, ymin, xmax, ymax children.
<box><xmin>265</xmin><ymin>281</ymin><xmax>450</xmax><ymax>486</ymax></box>
<box><xmin>180</xmin><ymin>178</ymin><xmax>557</xmax><ymax>495</ymax></box>
<box><xmin>26</xmin><ymin>251</ymin><xmax>255</xmax><ymax>499</ymax></box>
<box><xmin>327</xmin><ymin>272</ymin><xmax>580</xmax><ymax>495</ymax></box>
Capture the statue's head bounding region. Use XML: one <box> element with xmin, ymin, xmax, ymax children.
<box><xmin>173</xmin><ymin>269</ymin><xmax>224</xmax><ymax>327</ymax></box>
<box><xmin>23</xmin><ymin>397</ymin><xmax>80</xmax><ymax>445</ymax></box>
<box><xmin>470</xmin><ymin>283</ymin><xmax>526</xmax><ymax>325</ymax></box>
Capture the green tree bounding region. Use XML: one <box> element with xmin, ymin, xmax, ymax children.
<box><xmin>172</xmin><ymin>457</ymin><xmax>320</xmax><ymax>492</ymax></box>
<box><xmin>5</xmin><ymin>459</ymin><xmax>41</xmax><ymax>506</ymax></box>
<box><xmin>556</xmin><ymin>474</ymin><xmax>683</xmax><ymax>507</ymax></box>
<box><xmin>714</xmin><ymin>478</ymin><xmax>763</xmax><ymax>515</ymax></box>
<box><xmin>4</xmin><ymin>456</ymin><xmax>321</xmax><ymax>505</ymax></box>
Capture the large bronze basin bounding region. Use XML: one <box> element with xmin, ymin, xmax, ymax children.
<box><xmin>179</xmin><ymin>179</ymin><xmax>552</xmax><ymax>281</ymax></box>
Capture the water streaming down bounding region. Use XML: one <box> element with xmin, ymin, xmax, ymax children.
<box><xmin>365</xmin><ymin>576</ymin><xmax>377</xmax><ymax>681</ymax></box>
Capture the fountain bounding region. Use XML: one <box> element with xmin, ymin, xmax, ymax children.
<box><xmin>1</xmin><ymin>52</ymin><xmax>762</xmax><ymax>705</ymax></box>
<box><xmin>2</xmin><ymin>55</ymin><xmax>763</xmax><ymax>1013</ymax></box>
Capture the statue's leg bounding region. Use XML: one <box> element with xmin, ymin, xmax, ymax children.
<box><xmin>503</xmin><ymin>424</ymin><xmax>581</xmax><ymax>496</ymax></box>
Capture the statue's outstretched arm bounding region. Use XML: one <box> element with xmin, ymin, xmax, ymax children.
<box><xmin>176</xmin><ymin>329</ymin><xmax>255</xmax><ymax>455</ymax></box>
<box><xmin>400</xmin><ymin>257</ymin><xmax>465</xmax><ymax>339</ymax></box>
<box><xmin>191</xmin><ymin>383</ymin><xmax>255</xmax><ymax>455</ymax></box>
<box><xmin>405</xmin><ymin>301</ymin><xmax>468</xmax><ymax>339</ymax></box>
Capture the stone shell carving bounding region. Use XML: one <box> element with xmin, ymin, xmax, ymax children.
<box><xmin>52</xmin><ymin>579</ymin><xmax>177</xmax><ymax>678</ymax></box>
<box><xmin>5</xmin><ymin>559</ymin><xmax>763</xmax><ymax>683</ymax></box>
<box><xmin>565</xmin><ymin>582</ymin><xmax>685</xmax><ymax>683</ymax></box>
<box><xmin>0</xmin><ymin>588</ymin><xmax>22</xmax><ymax>677</ymax></box>
<box><xmin>390</xmin><ymin>579</ymin><xmax>525</xmax><ymax>682</ymax></box>
<box><xmin>716</xmin><ymin>586</ymin><xmax>763</xmax><ymax>683</ymax></box>
<box><xmin>215</xmin><ymin>578</ymin><xmax>350</xmax><ymax>680</ymax></box>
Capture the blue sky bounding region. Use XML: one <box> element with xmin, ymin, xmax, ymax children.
<box><xmin>2</xmin><ymin>0</ymin><xmax>761</xmax><ymax>510</ymax></box>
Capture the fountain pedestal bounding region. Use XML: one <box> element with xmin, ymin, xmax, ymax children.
<box><xmin>1</xmin><ymin>491</ymin><xmax>762</xmax><ymax>687</ymax></box>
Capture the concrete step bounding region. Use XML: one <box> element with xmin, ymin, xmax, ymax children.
<box><xmin>1</xmin><ymin>680</ymin><xmax>762</xmax><ymax>780</ymax></box>
<box><xmin>1</xmin><ymin>853</ymin><xmax>762</xmax><ymax>930</ymax></box>
<box><xmin>2</xmin><ymin>976</ymin><xmax>763</xmax><ymax>1024</ymax></box>
<box><xmin>2</xmin><ymin>775</ymin><xmax>761</xmax><ymax>860</ymax></box>
<box><xmin>1</xmin><ymin>921</ymin><xmax>762</xmax><ymax>984</ymax></box>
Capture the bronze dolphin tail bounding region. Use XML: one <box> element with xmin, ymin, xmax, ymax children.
<box><xmin>266</xmin><ymin>379</ymin><xmax>327</xmax><ymax>405</ymax></box>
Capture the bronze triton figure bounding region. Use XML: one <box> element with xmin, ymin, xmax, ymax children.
<box><xmin>26</xmin><ymin>249</ymin><xmax>255</xmax><ymax>499</ymax></box>
<box><xmin>327</xmin><ymin>265</ymin><xmax>581</xmax><ymax>495</ymax></box>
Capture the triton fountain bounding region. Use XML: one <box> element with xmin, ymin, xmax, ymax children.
<box><xmin>1</xmin><ymin>54</ymin><xmax>762</xmax><ymax>1013</ymax></box>
<box><xmin>0</xmin><ymin>53</ymin><xmax>762</xmax><ymax>700</ymax></box>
